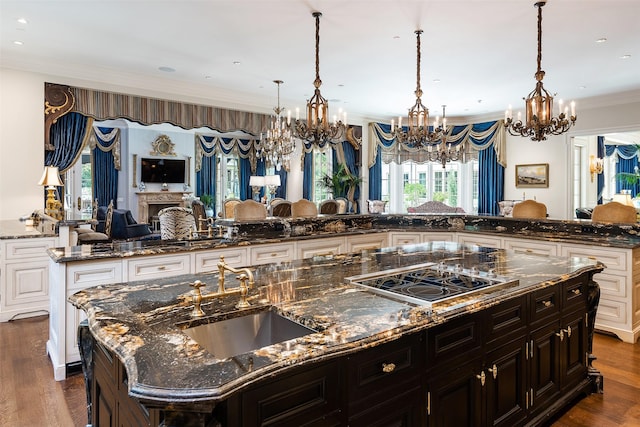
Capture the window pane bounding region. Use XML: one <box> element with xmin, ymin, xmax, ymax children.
<box><xmin>312</xmin><ymin>149</ymin><xmax>332</xmax><ymax>203</ymax></box>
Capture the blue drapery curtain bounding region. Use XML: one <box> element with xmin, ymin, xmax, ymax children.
<box><xmin>605</xmin><ymin>144</ymin><xmax>640</xmax><ymax>196</ymax></box>
<box><xmin>303</xmin><ymin>151</ymin><xmax>313</xmax><ymax>200</ymax></box>
<box><xmin>45</xmin><ymin>112</ymin><xmax>94</xmax><ymax>203</ymax></box>
<box><xmin>255</xmin><ymin>159</ymin><xmax>266</xmax><ymax>200</ymax></box>
<box><xmin>195</xmin><ymin>133</ymin><xmax>259</xmax><ymax>205</ymax></box>
<box><xmin>275</xmin><ymin>168</ymin><xmax>287</xmax><ymax>199</ymax></box>
<box><xmin>597</xmin><ymin>136</ymin><xmax>605</xmax><ymax>204</ymax></box>
<box><xmin>478</xmin><ymin>145</ymin><xmax>505</xmax><ymax>215</ymax></box>
<box><xmin>91</xmin><ymin>127</ymin><xmax>120</xmax><ymax>208</ymax></box>
<box><xmin>368</xmin><ymin>121</ymin><xmax>505</xmax><ymax>213</ymax></box>
<box><xmin>333</xmin><ymin>141</ymin><xmax>361</xmax><ymax>212</ymax></box>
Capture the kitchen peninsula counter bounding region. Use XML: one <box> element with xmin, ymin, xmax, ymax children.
<box><xmin>70</xmin><ymin>243</ymin><xmax>604</xmax><ymax>426</ymax></box>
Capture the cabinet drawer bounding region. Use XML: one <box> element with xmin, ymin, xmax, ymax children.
<box><xmin>560</xmin><ymin>244</ymin><xmax>628</xmax><ymax>273</ymax></box>
<box><xmin>503</xmin><ymin>238</ymin><xmax>558</xmax><ymax>256</ymax></box>
<box><xmin>296</xmin><ymin>237</ymin><xmax>345</xmax><ymax>259</ymax></box>
<box><xmin>194</xmin><ymin>248</ymin><xmax>248</xmax><ymax>273</ymax></box>
<box><xmin>127</xmin><ymin>254</ymin><xmax>190</xmax><ymax>281</ymax></box>
<box><xmin>485</xmin><ymin>295</ymin><xmax>527</xmax><ymax>347</ymax></box>
<box><xmin>530</xmin><ymin>285</ymin><xmax>561</xmax><ymax>324</ymax></box>
<box><xmin>563</xmin><ymin>278</ymin><xmax>587</xmax><ymax>312</ymax></box>
<box><xmin>389</xmin><ymin>233</ymin><xmax>421</xmax><ymax>246</ymax></box>
<box><xmin>4</xmin><ymin>238</ymin><xmax>56</xmax><ymax>260</ymax></box>
<box><xmin>346</xmin><ymin>233</ymin><xmax>388</xmax><ymax>253</ymax></box>
<box><xmin>3</xmin><ymin>262</ymin><xmax>49</xmax><ymax>306</ymax></box>
<box><xmin>594</xmin><ymin>272</ymin><xmax>626</xmax><ymax>298</ymax></box>
<box><xmin>66</xmin><ymin>260</ymin><xmax>123</xmax><ymax>291</ymax></box>
<box><xmin>250</xmin><ymin>243</ymin><xmax>295</xmax><ymax>265</ymax></box>
<box><xmin>347</xmin><ymin>334</ymin><xmax>422</xmax><ymax>405</ymax></box>
<box><xmin>457</xmin><ymin>233</ymin><xmax>502</xmax><ymax>248</ymax></box>
<box><xmin>427</xmin><ymin>312</ymin><xmax>482</xmax><ymax>370</ymax></box>
<box><xmin>594</xmin><ymin>298</ymin><xmax>627</xmax><ymax>326</ymax></box>
<box><xmin>421</xmin><ymin>232</ymin><xmax>455</xmax><ymax>242</ymax></box>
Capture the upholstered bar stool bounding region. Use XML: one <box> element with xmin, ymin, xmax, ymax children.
<box><xmin>511</xmin><ymin>200</ymin><xmax>547</xmax><ymax>219</ymax></box>
<box><xmin>591</xmin><ymin>201</ymin><xmax>637</xmax><ymax>224</ymax></box>
<box><xmin>233</xmin><ymin>200</ymin><xmax>268</xmax><ymax>221</ymax></box>
<box><xmin>291</xmin><ymin>199</ymin><xmax>318</xmax><ymax>218</ymax></box>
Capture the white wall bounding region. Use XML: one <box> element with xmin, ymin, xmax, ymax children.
<box><xmin>1</xmin><ymin>66</ymin><xmax>638</xmax><ymax>221</ymax></box>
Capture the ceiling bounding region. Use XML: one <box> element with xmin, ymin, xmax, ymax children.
<box><xmin>1</xmin><ymin>0</ymin><xmax>639</xmax><ymax>122</ymax></box>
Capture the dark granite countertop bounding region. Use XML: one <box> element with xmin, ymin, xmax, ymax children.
<box><xmin>49</xmin><ymin>213</ymin><xmax>640</xmax><ymax>263</ymax></box>
<box><xmin>0</xmin><ymin>218</ymin><xmax>57</xmax><ymax>240</ymax></box>
<box><xmin>69</xmin><ymin>242</ymin><xmax>603</xmax><ymax>404</ymax></box>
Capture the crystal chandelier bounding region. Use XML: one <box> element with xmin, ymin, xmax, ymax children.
<box><xmin>391</xmin><ymin>30</ymin><xmax>443</xmax><ymax>146</ymax></box>
<box><xmin>258</xmin><ymin>80</ymin><xmax>295</xmax><ymax>171</ymax></box>
<box><xmin>424</xmin><ymin>106</ymin><xmax>463</xmax><ymax>168</ymax></box>
<box><xmin>291</xmin><ymin>12</ymin><xmax>346</xmax><ymax>146</ymax></box>
<box><xmin>504</xmin><ymin>0</ymin><xmax>577</xmax><ymax>142</ymax></box>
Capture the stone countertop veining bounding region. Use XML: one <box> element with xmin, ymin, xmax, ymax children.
<box><xmin>0</xmin><ymin>218</ymin><xmax>57</xmax><ymax>240</ymax></box>
<box><xmin>69</xmin><ymin>242</ymin><xmax>603</xmax><ymax>404</ymax></box>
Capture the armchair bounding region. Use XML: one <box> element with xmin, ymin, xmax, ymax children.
<box><xmin>111</xmin><ymin>209</ymin><xmax>154</xmax><ymax>240</ymax></box>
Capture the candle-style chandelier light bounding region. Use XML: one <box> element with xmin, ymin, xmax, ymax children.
<box><xmin>391</xmin><ymin>30</ymin><xmax>443</xmax><ymax>146</ymax></box>
<box><xmin>257</xmin><ymin>80</ymin><xmax>295</xmax><ymax>171</ymax></box>
<box><xmin>504</xmin><ymin>0</ymin><xmax>577</xmax><ymax>142</ymax></box>
<box><xmin>291</xmin><ymin>12</ymin><xmax>347</xmax><ymax>146</ymax></box>
<box><xmin>424</xmin><ymin>105</ymin><xmax>463</xmax><ymax>168</ymax></box>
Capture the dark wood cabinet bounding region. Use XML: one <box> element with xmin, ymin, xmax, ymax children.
<box><xmin>85</xmin><ymin>272</ymin><xmax>598</xmax><ymax>427</ymax></box>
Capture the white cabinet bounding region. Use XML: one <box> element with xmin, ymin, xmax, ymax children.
<box><xmin>296</xmin><ymin>237</ymin><xmax>345</xmax><ymax>259</ymax></box>
<box><xmin>389</xmin><ymin>232</ymin><xmax>421</xmax><ymax>246</ymax></box>
<box><xmin>0</xmin><ymin>237</ymin><xmax>56</xmax><ymax>322</ymax></box>
<box><xmin>503</xmin><ymin>237</ymin><xmax>558</xmax><ymax>256</ymax></box>
<box><xmin>421</xmin><ymin>232</ymin><xmax>455</xmax><ymax>243</ymax></box>
<box><xmin>345</xmin><ymin>233</ymin><xmax>389</xmax><ymax>252</ymax></box>
<box><xmin>456</xmin><ymin>233</ymin><xmax>503</xmax><ymax>248</ymax></box>
<box><xmin>560</xmin><ymin>243</ymin><xmax>639</xmax><ymax>343</ymax></box>
<box><xmin>126</xmin><ymin>254</ymin><xmax>190</xmax><ymax>281</ymax></box>
<box><xmin>194</xmin><ymin>247</ymin><xmax>249</xmax><ymax>272</ymax></box>
<box><xmin>250</xmin><ymin>243</ymin><xmax>295</xmax><ymax>265</ymax></box>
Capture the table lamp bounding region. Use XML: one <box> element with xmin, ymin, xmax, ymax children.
<box><xmin>264</xmin><ymin>175</ymin><xmax>281</xmax><ymax>200</ymax></box>
<box><xmin>249</xmin><ymin>176</ymin><xmax>265</xmax><ymax>201</ymax></box>
<box><xmin>38</xmin><ymin>165</ymin><xmax>64</xmax><ymax>220</ymax></box>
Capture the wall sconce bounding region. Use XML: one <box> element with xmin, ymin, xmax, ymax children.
<box><xmin>248</xmin><ymin>176</ymin><xmax>265</xmax><ymax>201</ymax></box>
<box><xmin>38</xmin><ymin>165</ymin><xmax>64</xmax><ymax>220</ymax></box>
<box><xmin>589</xmin><ymin>155</ymin><xmax>604</xmax><ymax>182</ymax></box>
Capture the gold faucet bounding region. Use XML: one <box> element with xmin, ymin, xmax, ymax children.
<box><xmin>189</xmin><ymin>255</ymin><xmax>255</xmax><ymax>317</ymax></box>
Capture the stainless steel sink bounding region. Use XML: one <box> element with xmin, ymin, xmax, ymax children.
<box><xmin>183</xmin><ymin>311</ymin><xmax>316</xmax><ymax>359</ymax></box>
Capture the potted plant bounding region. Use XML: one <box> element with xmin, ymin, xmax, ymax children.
<box><xmin>199</xmin><ymin>194</ymin><xmax>214</xmax><ymax>217</ymax></box>
<box><xmin>321</xmin><ymin>164</ymin><xmax>363</xmax><ymax>212</ymax></box>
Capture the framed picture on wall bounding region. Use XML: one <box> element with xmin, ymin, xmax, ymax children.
<box><xmin>515</xmin><ymin>163</ymin><xmax>549</xmax><ymax>188</ymax></box>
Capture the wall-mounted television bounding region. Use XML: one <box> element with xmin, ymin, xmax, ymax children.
<box><xmin>140</xmin><ymin>158</ymin><xmax>186</xmax><ymax>183</ymax></box>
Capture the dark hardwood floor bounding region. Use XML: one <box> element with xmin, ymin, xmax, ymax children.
<box><xmin>1</xmin><ymin>315</ymin><xmax>638</xmax><ymax>426</ymax></box>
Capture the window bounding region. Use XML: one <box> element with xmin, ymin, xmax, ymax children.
<box><xmin>312</xmin><ymin>149</ymin><xmax>332</xmax><ymax>203</ymax></box>
<box><xmin>215</xmin><ymin>153</ymin><xmax>239</xmax><ymax>212</ymax></box>
<box><xmin>384</xmin><ymin>160</ymin><xmax>478</xmax><ymax>213</ymax></box>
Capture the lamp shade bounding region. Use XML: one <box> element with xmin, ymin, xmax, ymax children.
<box><xmin>264</xmin><ymin>175</ymin><xmax>281</xmax><ymax>187</ymax></box>
<box><xmin>38</xmin><ymin>166</ymin><xmax>63</xmax><ymax>187</ymax></box>
<box><xmin>249</xmin><ymin>176</ymin><xmax>265</xmax><ymax>187</ymax></box>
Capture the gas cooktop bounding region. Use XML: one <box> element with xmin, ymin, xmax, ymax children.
<box><xmin>346</xmin><ymin>262</ymin><xmax>519</xmax><ymax>311</ymax></box>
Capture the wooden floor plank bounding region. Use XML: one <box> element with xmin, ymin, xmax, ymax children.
<box><xmin>0</xmin><ymin>315</ymin><xmax>638</xmax><ymax>426</ymax></box>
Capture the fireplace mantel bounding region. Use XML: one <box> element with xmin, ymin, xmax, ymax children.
<box><xmin>137</xmin><ymin>192</ymin><xmax>191</xmax><ymax>224</ymax></box>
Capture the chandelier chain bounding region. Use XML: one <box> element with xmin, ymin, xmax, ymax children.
<box><xmin>415</xmin><ymin>30</ymin><xmax>422</xmax><ymax>97</ymax></box>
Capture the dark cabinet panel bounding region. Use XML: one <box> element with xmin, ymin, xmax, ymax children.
<box><xmin>348</xmin><ymin>384</ymin><xmax>424</xmax><ymax>427</ymax></box>
<box><xmin>485</xmin><ymin>341</ymin><xmax>527</xmax><ymax>427</ymax></box>
<box><xmin>427</xmin><ymin>313</ymin><xmax>481</xmax><ymax>371</ymax></box>
<box><xmin>561</xmin><ymin>309</ymin><xmax>588</xmax><ymax>390</ymax></box>
<box><xmin>529</xmin><ymin>319</ymin><xmax>562</xmax><ymax>413</ymax></box>
<box><xmin>485</xmin><ymin>295</ymin><xmax>527</xmax><ymax>348</ymax></box>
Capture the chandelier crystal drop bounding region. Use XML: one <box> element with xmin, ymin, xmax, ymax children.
<box><xmin>258</xmin><ymin>80</ymin><xmax>295</xmax><ymax>171</ymax></box>
<box><xmin>504</xmin><ymin>0</ymin><xmax>577</xmax><ymax>142</ymax></box>
<box><xmin>391</xmin><ymin>30</ymin><xmax>443</xmax><ymax>147</ymax></box>
<box><xmin>423</xmin><ymin>105</ymin><xmax>463</xmax><ymax>168</ymax></box>
<box><xmin>291</xmin><ymin>12</ymin><xmax>347</xmax><ymax>146</ymax></box>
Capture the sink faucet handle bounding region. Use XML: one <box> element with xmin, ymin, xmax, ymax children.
<box><xmin>190</xmin><ymin>280</ymin><xmax>206</xmax><ymax>317</ymax></box>
<box><xmin>191</xmin><ymin>280</ymin><xmax>206</xmax><ymax>293</ymax></box>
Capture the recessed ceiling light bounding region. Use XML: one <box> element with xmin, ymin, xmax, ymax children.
<box><xmin>433</xmin><ymin>79</ymin><xmax>441</xmax><ymax>83</ymax></box>
<box><xmin>393</xmin><ymin>35</ymin><xmax>400</xmax><ymax>39</ymax></box>
<box><xmin>595</xmin><ymin>37</ymin><xmax>607</xmax><ymax>43</ymax></box>
<box><xmin>17</xmin><ymin>18</ymin><xmax>27</xmax><ymax>24</ymax></box>
<box><xmin>620</xmin><ymin>54</ymin><xmax>631</xmax><ymax>60</ymax></box>
<box><xmin>158</xmin><ymin>66</ymin><xmax>175</xmax><ymax>72</ymax></box>
<box><xmin>579</xmin><ymin>86</ymin><xmax>586</xmax><ymax>90</ymax></box>
<box><xmin>204</xmin><ymin>75</ymin><xmax>212</xmax><ymax>79</ymax></box>
<box><xmin>13</xmin><ymin>40</ymin><xmax>23</xmax><ymax>46</ymax></box>
<box><xmin>338</xmin><ymin>84</ymin><xmax>344</xmax><ymax>87</ymax></box>
<box><xmin>232</xmin><ymin>61</ymin><xmax>241</xmax><ymax>65</ymax></box>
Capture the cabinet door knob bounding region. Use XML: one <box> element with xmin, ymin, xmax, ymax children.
<box><xmin>487</xmin><ymin>364</ymin><xmax>498</xmax><ymax>379</ymax></box>
<box><xmin>476</xmin><ymin>370</ymin><xmax>486</xmax><ymax>386</ymax></box>
<box><xmin>158</xmin><ymin>265</ymin><xmax>166</xmax><ymax>270</ymax></box>
<box><xmin>542</xmin><ymin>300</ymin><xmax>552</xmax><ymax>307</ymax></box>
<box><xmin>556</xmin><ymin>329</ymin><xmax>565</xmax><ymax>341</ymax></box>
<box><xmin>564</xmin><ymin>326</ymin><xmax>572</xmax><ymax>338</ymax></box>
<box><xmin>571</xmin><ymin>288</ymin><xmax>582</xmax><ymax>296</ymax></box>
<box><xmin>382</xmin><ymin>363</ymin><xmax>396</xmax><ymax>373</ymax></box>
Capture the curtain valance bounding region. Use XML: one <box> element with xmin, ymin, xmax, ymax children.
<box><xmin>194</xmin><ymin>133</ymin><xmax>258</xmax><ymax>173</ymax></box>
<box><xmin>64</xmin><ymin>84</ymin><xmax>270</xmax><ymax>135</ymax></box>
<box><xmin>368</xmin><ymin>121</ymin><xmax>506</xmax><ymax>168</ymax></box>
<box><xmin>605</xmin><ymin>144</ymin><xmax>638</xmax><ymax>160</ymax></box>
<box><xmin>89</xmin><ymin>127</ymin><xmax>121</xmax><ymax>170</ymax></box>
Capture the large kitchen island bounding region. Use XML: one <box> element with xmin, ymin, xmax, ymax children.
<box><xmin>69</xmin><ymin>241</ymin><xmax>603</xmax><ymax>427</ymax></box>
